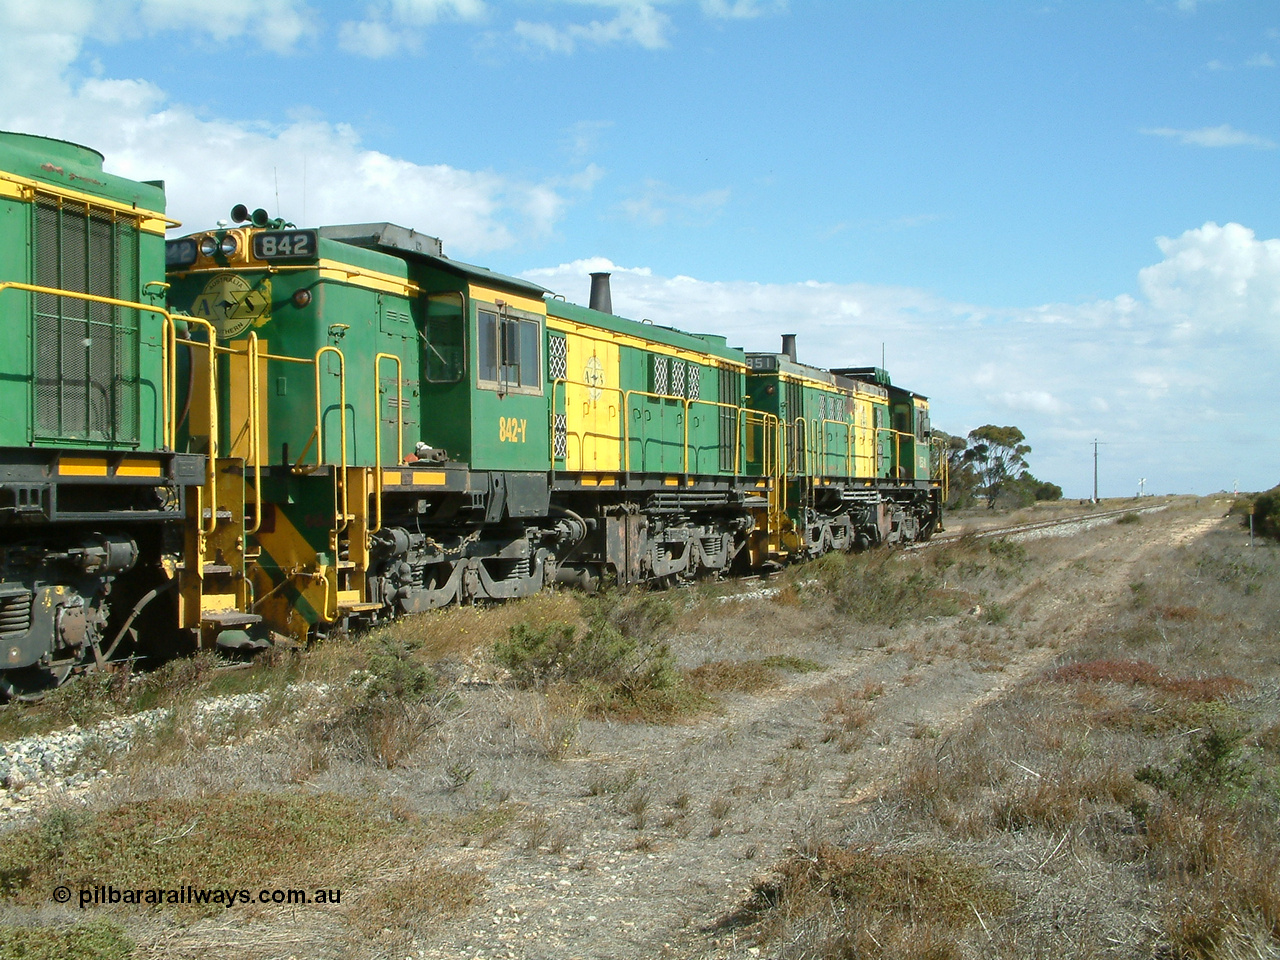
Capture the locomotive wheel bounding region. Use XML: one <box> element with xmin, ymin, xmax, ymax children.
<box><xmin>0</xmin><ymin>659</ymin><xmax>79</xmax><ymax>702</ymax></box>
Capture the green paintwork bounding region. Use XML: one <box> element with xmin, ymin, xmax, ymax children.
<box><xmin>0</xmin><ymin>132</ymin><xmax>168</xmax><ymax>452</ymax></box>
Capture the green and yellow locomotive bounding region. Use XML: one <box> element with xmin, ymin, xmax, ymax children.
<box><xmin>0</xmin><ymin>132</ymin><xmax>943</xmax><ymax>692</ymax></box>
<box><xmin>0</xmin><ymin>132</ymin><xmax>202</xmax><ymax>694</ymax></box>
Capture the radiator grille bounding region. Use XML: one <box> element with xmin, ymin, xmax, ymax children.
<box><xmin>32</xmin><ymin>196</ymin><xmax>141</xmax><ymax>443</ymax></box>
<box><xmin>718</xmin><ymin>367</ymin><xmax>740</xmax><ymax>472</ymax></box>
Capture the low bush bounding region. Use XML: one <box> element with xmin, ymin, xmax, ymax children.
<box><xmin>733</xmin><ymin>841</ymin><xmax>1011</xmax><ymax>957</ymax></box>
<box><xmin>0</xmin><ymin>920</ymin><xmax>133</xmax><ymax>960</ymax></box>
<box><xmin>812</xmin><ymin>551</ymin><xmax>959</xmax><ymax>626</ymax></box>
<box><xmin>1242</xmin><ymin>484</ymin><xmax>1280</xmax><ymax>540</ymax></box>
<box><xmin>494</xmin><ymin>591</ymin><xmax>705</xmax><ymax>722</ymax></box>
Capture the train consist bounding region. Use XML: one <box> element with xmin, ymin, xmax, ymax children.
<box><xmin>0</xmin><ymin>132</ymin><xmax>943</xmax><ymax>696</ymax></box>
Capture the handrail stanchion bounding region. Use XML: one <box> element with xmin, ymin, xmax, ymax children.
<box><xmin>245</xmin><ymin>333</ymin><xmax>263</xmax><ymax>534</ymax></box>
<box><xmin>372</xmin><ymin>353</ymin><xmax>403</xmax><ymax>535</ymax></box>
<box><xmin>314</xmin><ymin>345</ymin><xmax>348</xmax><ymax>531</ymax></box>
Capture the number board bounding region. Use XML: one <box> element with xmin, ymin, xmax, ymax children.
<box><xmin>252</xmin><ymin>230</ymin><xmax>317</xmax><ymax>261</ymax></box>
<box><xmin>166</xmin><ymin>238</ymin><xmax>199</xmax><ymax>268</ymax></box>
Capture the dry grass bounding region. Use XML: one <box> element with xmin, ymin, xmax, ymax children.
<box><xmin>731</xmin><ymin>841</ymin><xmax>1011</xmax><ymax>959</ymax></box>
<box><xmin>742</xmin><ymin>521</ymin><xmax>1280</xmax><ymax>958</ymax></box>
<box><xmin>685</xmin><ymin>659</ymin><xmax>779</xmax><ymax>694</ymax></box>
<box><xmin>0</xmin><ymin>792</ymin><xmax>410</xmax><ymax>915</ymax></box>
<box><xmin>0</xmin><ymin>920</ymin><xmax>134</xmax><ymax>960</ymax></box>
<box><xmin>351</xmin><ymin>864</ymin><xmax>486</xmax><ymax>937</ymax></box>
<box><xmin>368</xmin><ymin>591</ymin><xmax>584</xmax><ymax>667</ymax></box>
<box><xmin>1054</xmin><ymin>658</ymin><xmax>1253</xmax><ymax>702</ymax></box>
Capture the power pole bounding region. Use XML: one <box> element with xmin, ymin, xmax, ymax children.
<box><xmin>1093</xmin><ymin>439</ymin><xmax>1099</xmax><ymax>503</ymax></box>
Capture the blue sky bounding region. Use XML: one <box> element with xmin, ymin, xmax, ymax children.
<box><xmin>2</xmin><ymin>0</ymin><xmax>1277</xmax><ymax>498</ymax></box>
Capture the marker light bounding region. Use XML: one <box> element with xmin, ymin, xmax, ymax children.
<box><xmin>292</xmin><ymin>289</ymin><xmax>312</xmax><ymax>308</ymax></box>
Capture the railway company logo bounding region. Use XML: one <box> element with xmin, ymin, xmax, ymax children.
<box><xmin>192</xmin><ymin>273</ymin><xmax>271</xmax><ymax>339</ymax></box>
<box><xmin>583</xmin><ymin>355</ymin><xmax>605</xmax><ymax>402</ymax></box>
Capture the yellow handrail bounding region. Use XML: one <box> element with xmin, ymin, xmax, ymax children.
<box><xmin>244</xmin><ymin>332</ymin><xmax>263</xmax><ymax>535</ymax></box>
<box><xmin>372</xmin><ymin>352</ymin><xmax>403</xmax><ymax>535</ymax></box>
<box><xmin>0</xmin><ymin>280</ymin><xmax>177</xmax><ymax>450</ymax></box>
<box><xmin>314</xmin><ymin>345</ymin><xmax>349</xmax><ymax>531</ymax></box>
<box><xmin>683</xmin><ymin>397</ymin><xmax>745</xmax><ymax>476</ymax></box>
<box><xmin>176</xmin><ymin>317</ymin><xmax>221</xmax><ymax>533</ymax></box>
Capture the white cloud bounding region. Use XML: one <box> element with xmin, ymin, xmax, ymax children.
<box><xmin>514</xmin><ymin>1</ymin><xmax>672</xmax><ymax>54</ymax></box>
<box><xmin>0</xmin><ymin>1</ymin><xmax>571</xmax><ymax>254</ymax></box>
<box><xmin>338</xmin><ymin>0</ymin><xmax>486</xmax><ymax>57</ymax></box>
<box><xmin>0</xmin><ymin>0</ymin><xmax>317</xmax><ymax>55</ymax></box>
<box><xmin>1245</xmin><ymin>52</ymin><xmax>1276</xmax><ymax>68</ymax></box>
<box><xmin>1141</xmin><ymin>124</ymin><xmax>1276</xmax><ymax>148</ymax></box>
<box><xmin>524</xmin><ymin>221</ymin><xmax>1280</xmax><ymax>496</ymax></box>
<box><xmin>619</xmin><ymin>179</ymin><xmax>730</xmax><ymax>226</ymax></box>
<box><xmin>700</xmin><ymin>0</ymin><xmax>786</xmax><ymax>18</ymax></box>
<box><xmin>1139</xmin><ymin>222</ymin><xmax>1280</xmax><ymax>341</ymax></box>
<box><xmin>137</xmin><ymin>0</ymin><xmax>316</xmax><ymax>52</ymax></box>
<box><xmin>337</xmin><ymin>18</ymin><xmax>416</xmax><ymax>57</ymax></box>
<box><xmin>560</xmin><ymin>120</ymin><xmax>613</xmax><ymax>163</ymax></box>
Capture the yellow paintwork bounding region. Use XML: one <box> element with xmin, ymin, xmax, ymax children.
<box><xmin>225</xmin><ymin>340</ymin><xmax>269</xmax><ymax>460</ymax></box>
<box><xmin>400</xmin><ymin>470</ymin><xmax>446</xmax><ymax>486</ymax></box>
<box><xmin>58</xmin><ymin>457</ymin><xmax>109</xmax><ymax>477</ymax></box>
<box><xmin>0</xmin><ymin>170</ymin><xmax>175</xmax><ymax>234</ymax></box>
<box><xmin>202</xmin><ymin>593</ymin><xmax>238</xmax><ymax>613</ymax></box>
<box><xmin>115</xmin><ymin>459</ymin><xmax>164</xmax><ymax>478</ymax></box>
<box><xmin>470</xmin><ymin>284</ymin><xmax>547</xmax><ymax>316</ymax></box>
<box><xmin>250</xmin><ymin>487</ymin><xmax>336</xmax><ymax>638</ymax></box>
<box><xmin>318</xmin><ymin>259</ymin><xmax>418</xmax><ymax>297</ymax></box>
<box><xmin>174</xmin><ymin>254</ymin><xmax>419</xmax><ymax>299</ymax></box>
<box><xmin>563</xmin><ymin>331</ymin><xmax>621</xmax><ymax>471</ymax></box>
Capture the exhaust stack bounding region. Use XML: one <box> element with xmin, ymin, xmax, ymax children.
<box><xmin>781</xmin><ymin>333</ymin><xmax>797</xmax><ymax>362</ymax></box>
<box><xmin>589</xmin><ymin>272</ymin><xmax>613</xmax><ymax>314</ymax></box>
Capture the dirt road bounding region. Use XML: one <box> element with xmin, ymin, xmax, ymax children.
<box><xmin>372</xmin><ymin>500</ymin><xmax>1232</xmax><ymax>960</ymax></box>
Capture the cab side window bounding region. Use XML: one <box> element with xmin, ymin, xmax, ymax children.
<box><xmin>424</xmin><ymin>292</ymin><xmax>465</xmax><ymax>382</ymax></box>
<box><xmin>477</xmin><ymin>304</ymin><xmax>541</xmax><ymax>393</ymax></box>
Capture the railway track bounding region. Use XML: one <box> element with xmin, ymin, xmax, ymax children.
<box><xmin>907</xmin><ymin>501</ymin><xmax>1171</xmax><ymax>550</ymax></box>
<box><xmin>717</xmin><ymin>502</ymin><xmax>1172</xmax><ymax>603</ymax></box>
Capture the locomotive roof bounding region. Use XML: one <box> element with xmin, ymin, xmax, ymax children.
<box><xmin>547</xmin><ymin>298</ymin><xmax>745</xmax><ymax>364</ymax></box>
<box><xmin>318</xmin><ymin>222</ymin><xmax>551</xmax><ymax>299</ymax></box>
<box><xmin>0</xmin><ymin>130</ymin><xmax>167</xmax><ymax>214</ymax></box>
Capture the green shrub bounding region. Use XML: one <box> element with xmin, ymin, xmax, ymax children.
<box><xmin>494</xmin><ymin>591</ymin><xmax>683</xmax><ymax>709</ymax></box>
<box><xmin>363</xmin><ymin>636</ymin><xmax>437</xmax><ymax>703</ymax></box>
<box><xmin>1136</xmin><ymin>724</ymin><xmax>1257</xmax><ymax>805</ymax></box>
<box><xmin>814</xmin><ymin>552</ymin><xmax>959</xmax><ymax>626</ymax></box>
<box><xmin>1250</xmin><ymin>484</ymin><xmax>1280</xmax><ymax>540</ymax></box>
<box><xmin>0</xmin><ymin>921</ymin><xmax>133</xmax><ymax>960</ymax></box>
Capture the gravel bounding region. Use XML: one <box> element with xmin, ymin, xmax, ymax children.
<box><xmin>0</xmin><ymin>686</ymin><xmax>325</xmax><ymax>820</ymax></box>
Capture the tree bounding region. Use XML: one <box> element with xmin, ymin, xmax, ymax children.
<box><xmin>933</xmin><ymin>430</ymin><xmax>979</xmax><ymax>508</ymax></box>
<box><xmin>962</xmin><ymin>425</ymin><xmax>1031</xmax><ymax>509</ymax></box>
<box><xmin>1034</xmin><ymin>480</ymin><xmax>1063</xmax><ymax>501</ymax></box>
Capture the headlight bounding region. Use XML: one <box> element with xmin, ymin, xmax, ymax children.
<box><xmin>219</xmin><ymin>235</ymin><xmax>239</xmax><ymax>257</ymax></box>
<box><xmin>199</xmin><ymin>236</ymin><xmax>218</xmax><ymax>257</ymax></box>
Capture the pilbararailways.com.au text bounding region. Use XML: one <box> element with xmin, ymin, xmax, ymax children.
<box><xmin>62</xmin><ymin>885</ymin><xmax>342</xmax><ymax>909</ymax></box>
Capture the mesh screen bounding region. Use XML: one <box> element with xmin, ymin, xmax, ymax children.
<box><xmin>32</xmin><ymin>197</ymin><xmax>141</xmax><ymax>442</ymax></box>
